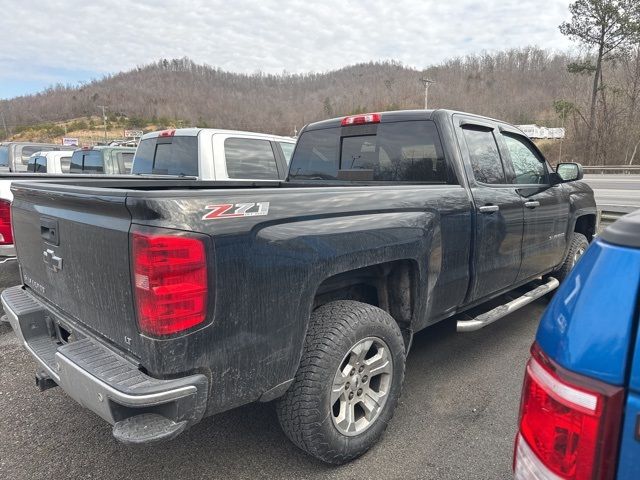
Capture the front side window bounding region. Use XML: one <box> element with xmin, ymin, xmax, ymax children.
<box><xmin>462</xmin><ymin>127</ymin><xmax>506</xmax><ymax>184</ymax></box>
<box><xmin>289</xmin><ymin>120</ymin><xmax>447</xmax><ymax>183</ymax></box>
<box><xmin>502</xmin><ymin>134</ymin><xmax>547</xmax><ymax>184</ymax></box>
<box><xmin>224</xmin><ymin>138</ymin><xmax>279</xmax><ymax>179</ymax></box>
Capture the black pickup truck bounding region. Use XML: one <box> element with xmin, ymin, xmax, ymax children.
<box><xmin>2</xmin><ymin>109</ymin><xmax>596</xmax><ymax>464</ymax></box>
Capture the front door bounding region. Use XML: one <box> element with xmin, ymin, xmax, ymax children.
<box><xmin>498</xmin><ymin>131</ymin><xmax>569</xmax><ymax>281</ymax></box>
<box><xmin>455</xmin><ymin>117</ymin><xmax>524</xmax><ymax>302</ymax></box>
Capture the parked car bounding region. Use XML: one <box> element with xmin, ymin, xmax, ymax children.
<box><xmin>0</xmin><ymin>142</ymin><xmax>67</xmax><ymax>172</ymax></box>
<box><xmin>2</xmin><ymin>109</ymin><xmax>596</xmax><ymax>464</ymax></box>
<box><xmin>69</xmin><ymin>146</ymin><xmax>136</xmax><ymax>174</ymax></box>
<box><xmin>513</xmin><ymin>210</ymin><xmax>640</xmax><ymax>480</ymax></box>
<box><xmin>132</xmin><ymin>128</ymin><xmax>296</xmax><ymax>180</ymax></box>
<box><xmin>27</xmin><ymin>150</ymin><xmax>75</xmax><ymax>174</ymax></box>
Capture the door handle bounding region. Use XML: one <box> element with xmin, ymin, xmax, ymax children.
<box><xmin>479</xmin><ymin>205</ymin><xmax>499</xmax><ymax>213</ymax></box>
<box><xmin>524</xmin><ymin>201</ymin><xmax>540</xmax><ymax>209</ymax></box>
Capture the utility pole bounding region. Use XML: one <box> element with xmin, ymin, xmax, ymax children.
<box><xmin>97</xmin><ymin>105</ymin><xmax>108</xmax><ymax>143</ymax></box>
<box><xmin>0</xmin><ymin>111</ymin><xmax>8</xmax><ymax>138</ymax></box>
<box><xmin>420</xmin><ymin>77</ymin><xmax>435</xmax><ymax>110</ymax></box>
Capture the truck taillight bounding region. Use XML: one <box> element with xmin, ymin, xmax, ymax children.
<box><xmin>341</xmin><ymin>113</ymin><xmax>381</xmax><ymax>126</ymax></box>
<box><xmin>514</xmin><ymin>343</ymin><xmax>624</xmax><ymax>480</ymax></box>
<box><xmin>0</xmin><ymin>200</ymin><xmax>13</xmax><ymax>245</ymax></box>
<box><xmin>131</xmin><ymin>229</ymin><xmax>208</xmax><ymax>337</ymax></box>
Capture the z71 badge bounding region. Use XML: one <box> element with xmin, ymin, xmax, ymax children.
<box><xmin>203</xmin><ymin>202</ymin><xmax>269</xmax><ymax>220</ymax></box>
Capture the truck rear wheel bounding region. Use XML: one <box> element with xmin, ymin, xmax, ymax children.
<box><xmin>276</xmin><ymin>300</ymin><xmax>405</xmax><ymax>464</ymax></box>
<box><xmin>555</xmin><ymin>232</ymin><xmax>589</xmax><ymax>283</ymax></box>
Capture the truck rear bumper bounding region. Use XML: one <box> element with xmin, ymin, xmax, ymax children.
<box><xmin>1</xmin><ymin>285</ymin><xmax>209</xmax><ymax>444</ymax></box>
<box><xmin>0</xmin><ymin>244</ymin><xmax>16</xmax><ymax>257</ymax></box>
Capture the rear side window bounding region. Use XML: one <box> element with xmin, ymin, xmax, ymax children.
<box><xmin>278</xmin><ymin>142</ymin><xmax>295</xmax><ymax>164</ymax></box>
<box><xmin>289</xmin><ymin>120</ymin><xmax>446</xmax><ymax>183</ymax></box>
<box><xmin>60</xmin><ymin>156</ymin><xmax>71</xmax><ymax>173</ymax></box>
<box><xmin>132</xmin><ymin>136</ymin><xmax>198</xmax><ymax>176</ymax></box>
<box><xmin>224</xmin><ymin>138</ymin><xmax>279</xmax><ymax>179</ymax></box>
<box><xmin>119</xmin><ymin>152</ymin><xmax>134</xmax><ymax>173</ymax></box>
<box><xmin>462</xmin><ymin>127</ymin><xmax>506</xmax><ymax>184</ymax></box>
<box><xmin>27</xmin><ymin>156</ymin><xmax>47</xmax><ymax>173</ymax></box>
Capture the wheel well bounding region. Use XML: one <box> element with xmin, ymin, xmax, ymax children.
<box><xmin>574</xmin><ymin>214</ymin><xmax>596</xmax><ymax>242</ymax></box>
<box><xmin>313</xmin><ymin>260</ymin><xmax>417</xmax><ymax>333</ymax></box>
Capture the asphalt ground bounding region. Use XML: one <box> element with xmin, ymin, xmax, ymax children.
<box><xmin>0</xmin><ymin>291</ymin><xmax>546</xmax><ymax>480</ymax></box>
<box><xmin>4</xmin><ymin>174</ymin><xmax>631</xmax><ymax>479</ymax></box>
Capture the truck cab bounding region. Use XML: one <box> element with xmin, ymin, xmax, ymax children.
<box><xmin>27</xmin><ymin>150</ymin><xmax>75</xmax><ymax>174</ymax></box>
<box><xmin>69</xmin><ymin>146</ymin><xmax>136</xmax><ymax>174</ymax></box>
<box><xmin>514</xmin><ymin>210</ymin><xmax>640</xmax><ymax>479</ymax></box>
<box><xmin>132</xmin><ymin>128</ymin><xmax>296</xmax><ymax>180</ymax></box>
<box><xmin>1</xmin><ymin>142</ymin><xmax>68</xmax><ymax>172</ymax></box>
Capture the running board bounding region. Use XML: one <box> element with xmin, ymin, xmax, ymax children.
<box><xmin>456</xmin><ymin>277</ymin><xmax>559</xmax><ymax>333</ymax></box>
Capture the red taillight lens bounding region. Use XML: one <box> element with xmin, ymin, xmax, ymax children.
<box><xmin>341</xmin><ymin>113</ymin><xmax>381</xmax><ymax>126</ymax></box>
<box><xmin>0</xmin><ymin>200</ymin><xmax>13</xmax><ymax>245</ymax></box>
<box><xmin>131</xmin><ymin>230</ymin><xmax>208</xmax><ymax>337</ymax></box>
<box><xmin>514</xmin><ymin>343</ymin><xmax>624</xmax><ymax>480</ymax></box>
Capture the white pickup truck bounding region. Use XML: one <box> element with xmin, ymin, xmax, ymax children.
<box><xmin>132</xmin><ymin>128</ymin><xmax>296</xmax><ymax>180</ymax></box>
<box><xmin>26</xmin><ymin>150</ymin><xmax>75</xmax><ymax>174</ymax></box>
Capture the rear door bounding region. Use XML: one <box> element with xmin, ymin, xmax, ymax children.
<box><xmin>498</xmin><ymin>129</ymin><xmax>569</xmax><ymax>280</ymax></box>
<box><xmin>454</xmin><ymin>116</ymin><xmax>524</xmax><ymax>301</ymax></box>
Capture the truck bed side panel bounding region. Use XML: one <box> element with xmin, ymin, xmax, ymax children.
<box><xmin>126</xmin><ymin>184</ymin><xmax>471</xmax><ymax>412</ymax></box>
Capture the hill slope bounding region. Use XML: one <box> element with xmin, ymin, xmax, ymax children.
<box><xmin>1</xmin><ymin>47</ymin><xmax>637</xmax><ymax>165</ymax></box>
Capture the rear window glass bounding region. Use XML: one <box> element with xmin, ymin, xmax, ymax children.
<box><xmin>132</xmin><ymin>136</ymin><xmax>198</xmax><ymax>176</ymax></box>
<box><xmin>69</xmin><ymin>150</ymin><xmax>104</xmax><ymax>174</ymax></box>
<box><xmin>27</xmin><ymin>155</ymin><xmax>47</xmax><ymax>173</ymax></box>
<box><xmin>289</xmin><ymin>120</ymin><xmax>447</xmax><ymax>183</ymax></box>
<box><xmin>224</xmin><ymin>138</ymin><xmax>279</xmax><ymax>179</ymax></box>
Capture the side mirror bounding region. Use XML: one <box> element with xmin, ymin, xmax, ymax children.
<box><xmin>555</xmin><ymin>162</ymin><xmax>583</xmax><ymax>182</ymax></box>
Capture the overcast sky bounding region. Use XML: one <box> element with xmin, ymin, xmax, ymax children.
<box><xmin>0</xmin><ymin>0</ymin><xmax>574</xmax><ymax>99</ymax></box>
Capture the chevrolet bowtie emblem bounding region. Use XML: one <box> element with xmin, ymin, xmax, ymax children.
<box><xmin>43</xmin><ymin>249</ymin><xmax>63</xmax><ymax>272</ymax></box>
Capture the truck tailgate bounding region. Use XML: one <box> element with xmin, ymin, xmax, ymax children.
<box><xmin>11</xmin><ymin>184</ymin><xmax>140</xmax><ymax>355</ymax></box>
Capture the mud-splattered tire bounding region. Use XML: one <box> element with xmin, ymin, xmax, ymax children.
<box><xmin>276</xmin><ymin>300</ymin><xmax>405</xmax><ymax>464</ymax></box>
<box><xmin>555</xmin><ymin>232</ymin><xmax>589</xmax><ymax>283</ymax></box>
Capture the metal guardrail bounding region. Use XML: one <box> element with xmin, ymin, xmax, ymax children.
<box><xmin>584</xmin><ymin>165</ymin><xmax>640</xmax><ymax>174</ymax></box>
<box><xmin>597</xmin><ymin>209</ymin><xmax>627</xmax><ymax>232</ymax></box>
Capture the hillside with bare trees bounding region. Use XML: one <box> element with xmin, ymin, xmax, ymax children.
<box><xmin>1</xmin><ymin>46</ymin><xmax>639</xmax><ymax>165</ymax></box>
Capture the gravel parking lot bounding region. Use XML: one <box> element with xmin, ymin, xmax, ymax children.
<box><xmin>0</xmin><ymin>290</ymin><xmax>545</xmax><ymax>480</ymax></box>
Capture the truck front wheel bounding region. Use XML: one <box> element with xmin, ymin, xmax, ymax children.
<box><xmin>276</xmin><ymin>300</ymin><xmax>406</xmax><ymax>464</ymax></box>
<box><xmin>555</xmin><ymin>232</ymin><xmax>589</xmax><ymax>283</ymax></box>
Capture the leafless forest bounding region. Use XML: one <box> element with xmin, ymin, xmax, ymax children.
<box><xmin>1</xmin><ymin>47</ymin><xmax>639</xmax><ymax>165</ymax></box>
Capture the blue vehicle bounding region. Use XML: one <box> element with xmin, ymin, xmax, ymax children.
<box><xmin>514</xmin><ymin>210</ymin><xmax>640</xmax><ymax>479</ymax></box>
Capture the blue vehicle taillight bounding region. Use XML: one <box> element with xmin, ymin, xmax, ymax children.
<box><xmin>515</xmin><ymin>342</ymin><xmax>624</xmax><ymax>480</ymax></box>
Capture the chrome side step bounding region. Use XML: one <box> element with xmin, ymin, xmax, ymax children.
<box><xmin>456</xmin><ymin>277</ymin><xmax>559</xmax><ymax>333</ymax></box>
